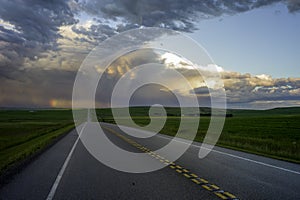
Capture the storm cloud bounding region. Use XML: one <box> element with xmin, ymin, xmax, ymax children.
<box><xmin>0</xmin><ymin>0</ymin><xmax>299</xmax><ymax>108</ymax></box>
<box><xmin>79</xmin><ymin>0</ymin><xmax>300</xmax><ymax>32</ymax></box>
<box><xmin>0</xmin><ymin>0</ymin><xmax>77</xmax><ymax>74</ymax></box>
<box><xmin>1</xmin><ymin>0</ymin><xmax>300</xmax><ymax>70</ymax></box>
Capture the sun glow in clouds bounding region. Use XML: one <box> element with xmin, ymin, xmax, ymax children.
<box><xmin>49</xmin><ymin>99</ymin><xmax>71</xmax><ymax>108</ymax></box>
<box><xmin>161</xmin><ymin>52</ymin><xmax>224</xmax><ymax>73</ymax></box>
<box><xmin>161</xmin><ymin>52</ymin><xmax>194</xmax><ymax>69</ymax></box>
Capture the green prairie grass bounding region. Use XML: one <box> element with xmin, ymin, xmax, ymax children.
<box><xmin>97</xmin><ymin>107</ymin><xmax>300</xmax><ymax>163</ymax></box>
<box><xmin>0</xmin><ymin>110</ymin><xmax>74</xmax><ymax>174</ymax></box>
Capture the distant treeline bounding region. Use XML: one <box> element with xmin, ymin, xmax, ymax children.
<box><xmin>96</xmin><ymin>107</ymin><xmax>234</xmax><ymax>118</ymax></box>
<box><xmin>166</xmin><ymin>113</ymin><xmax>233</xmax><ymax>117</ymax></box>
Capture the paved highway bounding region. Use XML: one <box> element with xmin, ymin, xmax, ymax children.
<box><xmin>1</xmin><ymin>122</ymin><xmax>300</xmax><ymax>199</ymax></box>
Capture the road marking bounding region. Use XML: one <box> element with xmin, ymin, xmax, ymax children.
<box><xmin>154</xmin><ymin>133</ymin><xmax>300</xmax><ymax>175</ymax></box>
<box><xmin>200</xmin><ymin>178</ymin><xmax>208</xmax><ymax>183</ymax></box>
<box><xmin>183</xmin><ymin>173</ymin><xmax>191</xmax><ymax>178</ymax></box>
<box><xmin>224</xmin><ymin>191</ymin><xmax>237</xmax><ymax>199</ymax></box>
<box><xmin>192</xmin><ymin>178</ymin><xmax>200</xmax><ymax>184</ymax></box>
<box><xmin>111</xmin><ymin>123</ymin><xmax>300</xmax><ymax>175</ymax></box>
<box><xmin>46</xmin><ymin>123</ymin><xmax>87</xmax><ymax>200</ymax></box>
<box><xmin>215</xmin><ymin>192</ymin><xmax>228</xmax><ymax>199</ymax></box>
<box><xmin>207</xmin><ymin>148</ymin><xmax>300</xmax><ymax>175</ymax></box>
<box><xmin>211</xmin><ymin>184</ymin><xmax>220</xmax><ymax>190</ymax></box>
<box><xmin>182</xmin><ymin>169</ymin><xmax>189</xmax><ymax>173</ymax></box>
<box><xmin>103</xmin><ymin>126</ymin><xmax>239</xmax><ymax>200</ymax></box>
<box><xmin>202</xmin><ymin>185</ymin><xmax>212</xmax><ymax>191</ymax></box>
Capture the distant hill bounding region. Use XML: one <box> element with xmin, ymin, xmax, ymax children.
<box><xmin>227</xmin><ymin>107</ymin><xmax>300</xmax><ymax>117</ymax></box>
<box><xmin>96</xmin><ymin>106</ymin><xmax>300</xmax><ymax>118</ymax></box>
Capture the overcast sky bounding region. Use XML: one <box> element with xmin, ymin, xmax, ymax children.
<box><xmin>0</xmin><ymin>0</ymin><xmax>299</xmax><ymax>109</ymax></box>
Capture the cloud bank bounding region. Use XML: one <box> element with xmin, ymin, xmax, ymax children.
<box><xmin>0</xmin><ymin>0</ymin><xmax>299</xmax><ymax>108</ymax></box>
<box><xmin>1</xmin><ymin>0</ymin><xmax>300</xmax><ymax>70</ymax></box>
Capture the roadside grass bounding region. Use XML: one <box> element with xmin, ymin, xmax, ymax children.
<box><xmin>218</xmin><ymin>115</ymin><xmax>300</xmax><ymax>163</ymax></box>
<box><xmin>0</xmin><ymin>110</ymin><xmax>74</xmax><ymax>175</ymax></box>
<box><xmin>97</xmin><ymin>107</ymin><xmax>300</xmax><ymax>163</ymax></box>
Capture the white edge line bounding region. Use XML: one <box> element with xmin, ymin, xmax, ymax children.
<box><xmin>104</xmin><ymin>123</ymin><xmax>300</xmax><ymax>175</ymax></box>
<box><xmin>46</xmin><ymin>122</ymin><xmax>87</xmax><ymax>200</ymax></box>
<box><xmin>207</xmin><ymin>148</ymin><xmax>300</xmax><ymax>175</ymax></box>
<box><xmin>156</xmin><ymin>133</ymin><xmax>300</xmax><ymax>175</ymax></box>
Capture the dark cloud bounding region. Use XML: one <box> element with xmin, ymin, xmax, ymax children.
<box><xmin>71</xmin><ymin>23</ymin><xmax>116</xmax><ymax>44</ymax></box>
<box><xmin>1</xmin><ymin>0</ymin><xmax>299</xmax><ymax>70</ymax></box>
<box><xmin>0</xmin><ymin>0</ymin><xmax>77</xmax><ymax>73</ymax></box>
<box><xmin>79</xmin><ymin>0</ymin><xmax>300</xmax><ymax>33</ymax></box>
<box><xmin>0</xmin><ymin>68</ymin><xmax>76</xmax><ymax>107</ymax></box>
<box><xmin>287</xmin><ymin>0</ymin><xmax>300</xmax><ymax>12</ymax></box>
<box><xmin>95</xmin><ymin>49</ymin><xmax>161</xmax><ymax>106</ymax></box>
<box><xmin>129</xmin><ymin>84</ymin><xmax>180</xmax><ymax>107</ymax></box>
<box><xmin>0</xmin><ymin>0</ymin><xmax>76</xmax><ymax>43</ymax></box>
<box><xmin>69</xmin><ymin>0</ymin><xmax>300</xmax><ymax>52</ymax></box>
<box><xmin>1</xmin><ymin>0</ymin><xmax>299</xmax><ymax>62</ymax></box>
<box><xmin>0</xmin><ymin>0</ymin><xmax>300</xmax><ymax>108</ymax></box>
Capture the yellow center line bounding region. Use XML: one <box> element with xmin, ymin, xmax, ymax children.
<box><xmin>102</xmin><ymin>126</ymin><xmax>239</xmax><ymax>200</ymax></box>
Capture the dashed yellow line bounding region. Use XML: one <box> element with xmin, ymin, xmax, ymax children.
<box><xmin>215</xmin><ymin>192</ymin><xmax>229</xmax><ymax>199</ymax></box>
<box><xmin>224</xmin><ymin>192</ymin><xmax>238</xmax><ymax>199</ymax></box>
<box><xmin>200</xmin><ymin>178</ymin><xmax>209</xmax><ymax>183</ymax></box>
<box><xmin>103</xmin><ymin>126</ymin><xmax>239</xmax><ymax>200</ymax></box>
<box><xmin>183</xmin><ymin>173</ymin><xmax>191</xmax><ymax>178</ymax></box>
<box><xmin>191</xmin><ymin>178</ymin><xmax>200</xmax><ymax>184</ymax></box>
<box><xmin>211</xmin><ymin>184</ymin><xmax>220</xmax><ymax>190</ymax></box>
<box><xmin>202</xmin><ymin>185</ymin><xmax>212</xmax><ymax>191</ymax></box>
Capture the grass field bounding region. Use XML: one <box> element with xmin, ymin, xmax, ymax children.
<box><xmin>97</xmin><ymin>107</ymin><xmax>300</xmax><ymax>163</ymax></box>
<box><xmin>0</xmin><ymin>106</ymin><xmax>299</xmax><ymax>177</ymax></box>
<box><xmin>0</xmin><ymin>109</ymin><xmax>74</xmax><ymax>175</ymax></box>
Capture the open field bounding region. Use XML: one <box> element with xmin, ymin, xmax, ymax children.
<box><xmin>0</xmin><ymin>106</ymin><xmax>299</xmax><ymax>177</ymax></box>
<box><xmin>0</xmin><ymin>109</ymin><xmax>74</xmax><ymax>175</ymax></box>
<box><xmin>97</xmin><ymin>107</ymin><xmax>300</xmax><ymax>163</ymax></box>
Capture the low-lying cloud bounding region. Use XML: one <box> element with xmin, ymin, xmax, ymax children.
<box><xmin>222</xmin><ymin>72</ymin><xmax>300</xmax><ymax>108</ymax></box>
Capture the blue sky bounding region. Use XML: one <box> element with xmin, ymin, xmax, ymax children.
<box><xmin>190</xmin><ymin>2</ymin><xmax>300</xmax><ymax>78</ymax></box>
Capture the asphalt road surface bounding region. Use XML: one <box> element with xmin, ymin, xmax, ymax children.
<box><xmin>1</xmin><ymin>122</ymin><xmax>300</xmax><ymax>200</ymax></box>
